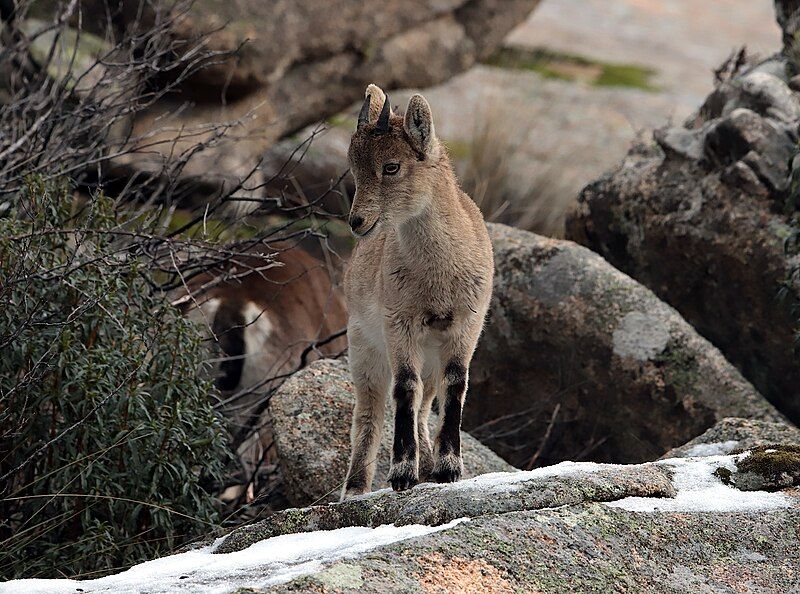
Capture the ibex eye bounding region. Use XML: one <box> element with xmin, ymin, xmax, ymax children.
<box><xmin>382</xmin><ymin>163</ymin><xmax>400</xmax><ymax>176</ymax></box>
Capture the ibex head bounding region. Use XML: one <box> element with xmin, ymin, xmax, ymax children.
<box><xmin>347</xmin><ymin>84</ymin><xmax>441</xmax><ymax>237</ymax></box>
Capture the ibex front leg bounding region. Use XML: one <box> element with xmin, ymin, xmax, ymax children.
<box><xmin>386</xmin><ymin>319</ymin><xmax>423</xmax><ymax>491</ymax></box>
<box><xmin>342</xmin><ymin>328</ymin><xmax>389</xmax><ymax>500</ymax></box>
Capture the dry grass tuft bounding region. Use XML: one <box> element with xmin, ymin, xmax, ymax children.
<box><xmin>456</xmin><ymin>106</ymin><xmax>578</xmax><ymax>238</ymax></box>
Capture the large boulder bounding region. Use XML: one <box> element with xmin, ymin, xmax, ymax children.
<box><xmin>466</xmin><ymin>223</ymin><xmax>782</xmax><ymax>468</ymax></box>
<box><xmin>81</xmin><ymin>0</ymin><xmax>540</xmax><ymax>201</ymax></box>
<box><xmin>269</xmin><ymin>358</ymin><xmax>515</xmax><ymax>506</ymax></box>
<box><xmin>566</xmin><ymin>7</ymin><xmax>800</xmax><ymax>424</ymax></box>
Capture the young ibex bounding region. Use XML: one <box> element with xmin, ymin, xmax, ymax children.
<box><xmin>342</xmin><ymin>84</ymin><xmax>494</xmax><ymax>498</ymax></box>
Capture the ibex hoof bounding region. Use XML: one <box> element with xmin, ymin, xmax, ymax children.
<box><xmin>388</xmin><ymin>460</ymin><xmax>418</xmax><ymax>492</ymax></box>
<box><xmin>431</xmin><ymin>452</ymin><xmax>463</xmax><ymax>483</ymax></box>
<box><xmin>341</xmin><ymin>486</ymin><xmax>368</xmax><ymax>501</ymax></box>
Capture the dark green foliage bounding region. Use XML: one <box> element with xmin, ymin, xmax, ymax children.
<box><xmin>0</xmin><ymin>179</ymin><xmax>232</xmax><ymax>578</ymax></box>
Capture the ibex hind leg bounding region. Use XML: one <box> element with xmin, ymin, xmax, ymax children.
<box><xmin>433</xmin><ymin>328</ymin><xmax>481</xmax><ymax>483</ymax></box>
<box><xmin>417</xmin><ymin>372</ymin><xmax>439</xmax><ymax>482</ymax></box>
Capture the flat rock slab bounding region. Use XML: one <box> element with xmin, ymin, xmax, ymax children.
<box><xmin>12</xmin><ymin>452</ymin><xmax>798</xmax><ymax>593</ymax></box>
<box><xmin>216</xmin><ymin>462</ymin><xmax>675</xmax><ymax>554</ymax></box>
<box><xmin>269</xmin><ymin>358</ymin><xmax>515</xmax><ymax>506</ymax></box>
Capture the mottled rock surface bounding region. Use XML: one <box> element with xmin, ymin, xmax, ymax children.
<box><xmin>16</xmin><ymin>451</ymin><xmax>798</xmax><ymax>592</ymax></box>
<box><xmin>213</xmin><ymin>450</ymin><xmax>799</xmax><ymax>594</ymax></box>
<box><xmin>566</xmin><ymin>5</ymin><xmax>800</xmax><ymax>424</ymax></box>
<box><xmin>467</xmin><ymin>223</ymin><xmax>782</xmax><ymax>468</ymax></box>
<box><xmin>266</xmin><ymin>502</ymin><xmax>800</xmax><ymax>594</ymax></box>
<box><xmin>665</xmin><ymin>417</ymin><xmax>800</xmax><ymax>458</ymax></box>
<box><xmin>269</xmin><ymin>358</ymin><xmax>514</xmax><ymax>506</ymax></box>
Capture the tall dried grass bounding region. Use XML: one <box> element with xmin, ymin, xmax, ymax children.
<box><xmin>458</xmin><ymin>106</ymin><xmax>578</xmax><ymax>238</ymax></box>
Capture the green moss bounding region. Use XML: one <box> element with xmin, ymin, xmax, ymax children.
<box><xmin>22</xmin><ymin>19</ymin><xmax>110</xmax><ymax>90</ymax></box>
<box><xmin>272</xmin><ymin>508</ymin><xmax>315</xmax><ymax>536</ymax></box>
<box><xmin>483</xmin><ymin>47</ymin><xmax>581</xmax><ymax>81</ymax></box>
<box><xmin>653</xmin><ymin>339</ymin><xmax>701</xmax><ymax>396</ymax></box>
<box><xmin>165</xmin><ymin>208</ymin><xmax>260</xmax><ymax>241</ymax></box>
<box><xmin>713</xmin><ymin>467</ymin><xmax>733</xmax><ymax>485</ymax></box>
<box><xmin>736</xmin><ymin>444</ymin><xmax>800</xmax><ymax>479</ymax></box>
<box><xmin>595</xmin><ymin>63</ymin><xmax>658</xmax><ymax>90</ymax></box>
<box><xmin>483</xmin><ymin>46</ymin><xmax>658</xmax><ymax>91</ymax></box>
<box><xmin>315</xmin><ymin>562</ymin><xmax>364</xmax><ymax>589</ymax></box>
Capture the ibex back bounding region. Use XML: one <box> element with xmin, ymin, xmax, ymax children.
<box><xmin>342</xmin><ymin>84</ymin><xmax>494</xmax><ymax>498</ymax></box>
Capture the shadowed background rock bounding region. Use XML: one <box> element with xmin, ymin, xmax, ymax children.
<box><xmin>566</xmin><ymin>5</ymin><xmax>800</xmax><ymax>425</ymax></box>
<box><xmin>76</xmin><ymin>0</ymin><xmax>541</xmax><ymax>202</ymax></box>
<box><xmin>467</xmin><ymin>224</ymin><xmax>783</xmax><ymax>468</ymax></box>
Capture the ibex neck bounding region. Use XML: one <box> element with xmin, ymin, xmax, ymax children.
<box><xmin>396</xmin><ymin>176</ymin><xmax>461</xmax><ymax>255</ymax></box>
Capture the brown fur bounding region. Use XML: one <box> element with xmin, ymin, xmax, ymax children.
<box><xmin>342</xmin><ymin>85</ymin><xmax>494</xmax><ymax>498</ymax></box>
<box><xmin>180</xmin><ymin>244</ymin><xmax>347</xmax><ymax>473</ymax></box>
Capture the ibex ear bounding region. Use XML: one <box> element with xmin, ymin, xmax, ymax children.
<box><xmin>404</xmin><ymin>94</ymin><xmax>437</xmax><ymax>157</ymax></box>
<box><xmin>365</xmin><ymin>84</ymin><xmax>387</xmax><ymax>123</ymax></box>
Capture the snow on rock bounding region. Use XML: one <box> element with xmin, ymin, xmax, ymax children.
<box><xmin>680</xmin><ymin>440</ymin><xmax>740</xmax><ymax>457</ymax></box>
<box><xmin>432</xmin><ymin>460</ymin><xmax>608</xmax><ymax>493</ymax></box>
<box><xmin>347</xmin><ymin>461</ymin><xmax>611</xmax><ymax>501</ymax></box>
<box><xmin>605</xmin><ymin>454</ymin><xmax>794</xmax><ymax>513</ymax></box>
<box><xmin>1</xmin><ymin>520</ymin><xmax>465</xmax><ymax>594</ymax></box>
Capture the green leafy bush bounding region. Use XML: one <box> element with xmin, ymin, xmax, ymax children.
<box><xmin>0</xmin><ymin>179</ymin><xmax>232</xmax><ymax>578</ymax></box>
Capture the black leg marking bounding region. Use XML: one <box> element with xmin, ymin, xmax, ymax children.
<box><xmin>433</xmin><ymin>359</ymin><xmax>466</xmax><ymax>483</ymax></box>
<box><xmin>390</xmin><ymin>365</ymin><xmax>418</xmax><ymax>491</ymax></box>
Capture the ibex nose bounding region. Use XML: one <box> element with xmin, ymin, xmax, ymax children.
<box><xmin>349</xmin><ymin>215</ymin><xmax>364</xmax><ymax>232</ymax></box>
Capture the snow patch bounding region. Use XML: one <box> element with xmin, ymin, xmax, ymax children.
<box><xmin>432</xmin><ymin>460</ymin><xmax>611</xmax><ymax>493</ymax></box>
<box><xmin>681</xmin><ymin>440</ymin><xmax>740</xmax><ymax>457</ymax></box>
<box><xmin>348</xmin><ymin>461</ymin><xmax>611</xmax><ymax>500</ymax></box>
<box><xmin>605</xmin><ymin>455</ymin><xmax>794</xmax><ymax>513</ymax></box>
<box><xmin>1</xmin><ymin>519</ymin><xmax>466</xmax><ymax>594</ymax></box>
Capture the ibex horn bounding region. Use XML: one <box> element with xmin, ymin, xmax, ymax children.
<box><xmin>375</xmin><ymin>93</ymin><xmax>391</xmax><ymax>133</ymax></box>
<box><xmin>357</xmin><ymin>95</ymin><xmax>371</xmax><ymax>129</ymax></box>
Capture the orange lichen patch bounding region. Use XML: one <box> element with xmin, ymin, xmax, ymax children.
<box><xmin>709</xmin><ymin>563</ymin><xmax>783</xmax><ymax>594</ymax></box>
<box><xmin>417</xmin><ymin>553</ymin><xmax>519</xmax><ymax>594</ymax></box>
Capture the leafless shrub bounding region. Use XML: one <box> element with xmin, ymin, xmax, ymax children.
<box><xmin>0</xmin><ymin>0</ymin><xmax>352</xmax><ymax>573</ymax></box>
